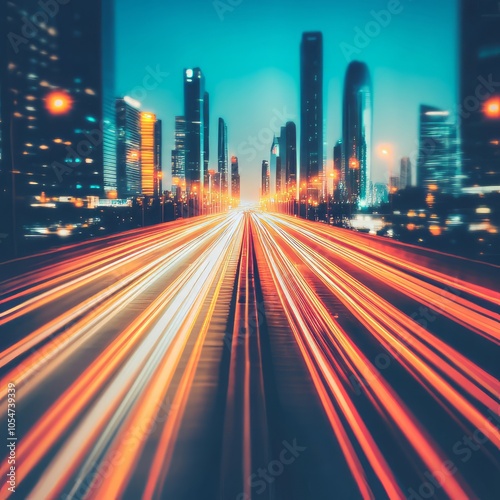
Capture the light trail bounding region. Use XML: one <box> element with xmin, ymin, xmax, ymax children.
<box><xmin>0</xmin><ymin>210</ymin><xmax>497</xmax><ymax>498</ymax></box>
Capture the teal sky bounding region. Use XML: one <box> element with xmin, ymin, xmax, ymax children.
<box><xmin>116</xmin><ymin>0</ymin><xmax>458</xmax><ymax>202</ymax></box>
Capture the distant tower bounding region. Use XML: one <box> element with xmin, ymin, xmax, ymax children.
<box><xmin>400</xmin><ymin>157</ymin><xmax>412</xmax><ymax>189</ymax></box>
<box><xmin>141</xmin><ymin>112</ymin><xmax>161</xmax><ymax>197</ymax></box>
<box><xmin>184</xmin><ymin>68</ymin><xmax>205</xmax><ymax>202</ymax></box>
<box><xmin>342</xmin><ymin>61</ymin><xmax>372</xmax><ymax>205</ymax></box>
<box><xmin>116</xmin><ymin>97</ymin><xmax>142</xmax><ymax>198</ymax></box>
<box><xmin>285</xmin><ymin>122</ymin><xmax>297</xmax><ymax>198</ymax></box>
<box><xmin>333</xmin><ymin>140</ymin><xmax>342</xmax><ymax>199</ymax></box>
<box><xmin>231</xmin><ymin>156</ymin><xmax>240</xmax><ymax>206</ymax></box>
<box><xmin>300</xmin><ymin>32</ymin><xmax>323</xmax><ymax>206</ymax></box>
<box><xmin>203</xmin><ymin>91</ymin><xmax>210</xmax><ymax>189</ymax></box>
<box><xmin>261</xmin><ymin>160</ymin><xmax>270</xmax><ymax>198</ymax></box>
<box><xmin>417</xmin><ymin>105</ymin><xmax>460</xmax><ymax>195</ymax></box>
<box><xmin>460</xmin><ymin>0</ymin><xmax>500</xmax><ymax>188</ymax></box>
<box><xmin>218</xmin><ymin>118</ymin><xmax>228</xmax><ymax>196</ymax></box>
<box><xmin>270</xmin><ymin>135</ymin><xmax>279</xmax><ymax>198</ymax></box>
<box><xmin>171</xmin><ymin>116</ymin><xmax>186</xmax><ymax>193</ymax></box>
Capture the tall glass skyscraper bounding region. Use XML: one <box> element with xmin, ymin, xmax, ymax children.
<box><xmin>270</xmin><ymin>135</ymin><xmax>279</xmax><ymax>198</ymax></box>
<box><xmin>300</xmin><ymin>32</ymin><xmax>323</xmax><ymax>205</ymax></box>
<box><xmin>342</xmin><ymin>61</ymin><xmax>372</xmax><ymax>205</ymax></box>
<box><xmin>140</xmin><ymin>112</ymin><xmax>162</xmax><ymax>197</ymax></box>
<box><xmin>171</xmin><ymin>116</ymin><xmax>186</xmax><ymax>189</ymax></box>
<box><xmin>261</xmin><ymin>160</ymin><xmax>270</xmax><ymax>197</ymax></box>
<box><xmin>285</xmin><ymin>121</ymin><xmax>297</xmax><ymax>197</ymax></box>
<box><xmin>184</xmin><ymin>68</ymin><xmax>206</xmax><ymax>199</ymax></box>
<box><xmin>218</xmin><ymin>118</ymin><xmax>228</xmax><ymax>196</ymax></box>
<box><xmin>460</xmin><ymin>0</ymin><xmax>500</xmax><ymax>189</ymax></box>
<box><xmin>116</xmin><ymin>97</ymin><xmax>141</xmax><ymax>198</ymax></box>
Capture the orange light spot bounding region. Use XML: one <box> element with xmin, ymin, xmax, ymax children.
<box><xmin>45</xmin><ymin>91</ymin><xmax>72</xmax><ymax>115</ymax></box>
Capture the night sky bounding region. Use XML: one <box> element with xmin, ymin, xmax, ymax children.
<box><xmin>116</xmin><ymin>0</ymin><xmax>458</xmax><ymax>202</ymax></box>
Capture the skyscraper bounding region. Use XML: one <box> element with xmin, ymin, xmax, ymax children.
<box><xmin>184</xmin><ymin>68</ymin><xmax>205</xmax><ymax>200</ymax></box>
<box><xmin>460</xmin><ymin>0</ymin><xmax>500</xmax><ymax>188</ymax></box>
<box><xmin>417</xmin><ymin>105</ymin><xmax>460</xmax><ymax>195</ymax></box>
<box><xmin>342</xmin><ymin>61</ymin><xmax>372</xmax><ymax>205</ymax></box>
<box><xmin>400</xmin><ymin>157</ymin><xmax>412</xmax><ymax>190</ymax></box>
<box><xmin>270</xmin><ymin>135</ymin><xmax>279</xmax><ymax>198</ymax></box>
<box><xmin>231</xmin><ymin>156</ymin><xmax>240</xmax><ymax>206</ymax></box>
<box><xmin>300</xmin><ymin>32</ymin><xmax>323</xmax><ymax>205</ymax></box>
<box><xmin>261</xmin><ymin>160</ymin><xmax>270</xmax><ymax>198</ymax></box>
<box><xmin>155</xmin><ymin>119</ymin><xmax>162</xmax><ymax>195</ymax></box>
<box><xmin>171</xmin><ymin>116</ymin><xmax>186</xmax><ymax>191</ymax></box>
<box><xmin>141</xmin><ymin>112</ymin><xmax>161</xmax><ymax>197</ymax></box>
<box><xmin>116</xmin><ymin>97</ymin><xmax>141</xmax><ymax>198</ymax></box>
<box><xmin>284</xmin><ymin>122</ymin><xmax>297</xmax><ymax>198</ymax></box>
<box><xmin>333</xmin><ymin>140</ymin><xmax>342</xmax><ymax>199</ymax></box>
<box><xmin>0</xmin><ymin>0</ymin><xmax>116</xmax><ymax>255</ymax></box>
<box><xmin>218</xmin><ymin>118</ymin><xmax>228</xmax><ymax>196</ymax></box>
<box><xmin>203</xmin><ymin>91</ymin><xmax>210</xmax><ymax>189</ymax></box>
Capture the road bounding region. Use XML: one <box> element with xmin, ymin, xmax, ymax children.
<box><xmin>0</xmin><ymin>211</ymin><xmax>498</xmax><ymax>499</ymax></box>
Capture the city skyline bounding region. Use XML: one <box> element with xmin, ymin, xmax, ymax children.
<box><xmin>116</xmin><ymin>0</ymin><xmax>458</xmax><ymax>201</ymax></box>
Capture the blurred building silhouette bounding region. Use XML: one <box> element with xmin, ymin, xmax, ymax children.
<box><xmin>333</xmin><ymin>140</ymin><xmax>343</xmax><ymax>200</ymax></box>
<box><xmin>417</xmin><ymin>105</ymin><xmax>460</xmax><ymax>195</ymax></box>
<box><xmin>400</xmin><ymin>157</ymin><xmax>412</xmax><ymax>189</ymax></box>
<box><xmin>171</xmin><ymin>116</ymin><xmax>186</xmax><ymax>194</ymax></box>
<box><xmin>0</xmin><ymin>0</ymin><xmax>116</xmax><ymax>256</ymax></box>
<box><xmin>300</xmin><ymin>32</ymin><xmax>323</xmax><ymax>206</ymax></box>
<box><xmin>342</xmin><ymin>61</ymin><xmax>372</xmax><ymax>205</ymax></box>
<box><xmin>460</xmin><ymin>0</ymin><xmax>500</xmax><ymax>189</ymax></box>
<box><xmin>261</xmin><ymin>160</ymin><xmax>270</xmax><ymax>197</ymax></box>
<box><xmin>218</xmin><ymin>118</ymin><xmax>228</xmax><ymax>196</ymax></box>
<box><xmin>116</xmin><ymin>97</ymin><xmax>141</xmax><ymax>198</ymax></box>
<box><xmin>231</xmin><ymin>156</ymin><xmax>240</xmax><ymax>206</ymax></box>
<box><xmin>270</xmin><ymin>135</ymin><xmax>279</xmax><ymax>198</ymax></box>
<box><xmin>203</xmin><ymin>91</ymin><xmax>210</xmax><ymax>188</ymax></box>
<box><xmin>184</xmin><ymin>68</ymin><xmax>205</xmax><ymax>200</ymax></box>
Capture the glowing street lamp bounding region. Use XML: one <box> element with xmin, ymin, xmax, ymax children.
<box><xmin>45</xmin><ymin>91</ymin><xmax>72</xmax><ymax>115</ymax></box>
<box><xmin>484</xmin><ymin>97</ymin><xmax>500</xmax><ymax>119</ymax></box>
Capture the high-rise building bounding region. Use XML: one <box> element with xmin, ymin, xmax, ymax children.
<box><xmin>261</xmin><ymin>160</ymin><xmax>270</xmax><ymax>198</ymax></box>
<box><xmin>141</xmin><ymin>112</ymin><xmax>161</xmax><ymax>197</ymax></box>
<box><xmin>155</xmin><ymin>119</ymin><xmax>162</xmax><ymax>195</ymax></box>
<box><xmin>342</xmin><ymin>61</ymin><xmax>372</xmax><ymax>205</ymax></box>
<box><xmin>278</xmin><ymin>127</ymin><xmax>287</xmax><ymax>197</ymax></box>
<box><xmin>270</xmin><ymin>135</ymin><xmax>279</xmax><ymax>198</ymax></box>
<box><xmin>184</xmin><ymin>68</ymin><xmax>205</xmax><ymax>200</ymax></box>
<box><xmin>218</xmin><ymin>118</ymin><xmax>228</xmax><ymax>196</ymax></box>
<box><xmin>116</xmin><ymin>97</ymin><xmax>141</xmax><ymax>198</ymax></box>
<box><xmin>390</xmin><ymin>176</ymin><xmax>400</xmax><ymax>193</ymax></box>
<box><xmin>460</xmin><ymin>0</ymin><xmax>500</xmax><ymax>188</ymax></box>
<box><xmin>203</xmin><ymin>91</ymin><xmax>210</xmax><ymax>188</ymax></box>
<box><xmin>284</xmin><ymin>122</ymin><xmax>297</xmax><ymax>198</ymax></box>
<box><xmin>171</xmin><ymin>116</ymin><xmax>186</xmax><ymax>192</ymax></box>
<box><xmin>333</xmin><ymin>140</ymin><xmax>342</xmax><ymax>199</ymax></box>
<box><xmin>400</xmin><ymin>157</ymin><xmax>412</xmax><ymax>190</ymax></box>
<box><xmin>0</xmin><ymin>0</ymin><xmax>116</xmax><ymax>255</ymax></box>
<box><xmin>231</xmin><ymin>156</ymin><xmax>240</xmax><ymax>206</ymax></box>
<box><xmin>300</xmin><ymin>32</ymin><xmax>323</xmax><ymax>205</ymax></box>
<box><xmin>417</xmin><ymin>105</ymin><xmax>460</xmax><ymax>195</ymax></box>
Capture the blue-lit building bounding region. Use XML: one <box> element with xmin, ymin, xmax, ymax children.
<box><xmin>171</xmin><ymin>116</ymin><xmax>186</xmax><ymax>187</ymax></box>
<box><xmin>417</xmin><ymin>105</ymin><xmax>460</xmax><ymax>196</ymax></box>
<box><xmin>300</xmin><ymin>32</ymin><xmax>323</xmax><ymax>205</ymax></box>
<box><xmin>218</xmin><ymin>118</ymin><xmax>228</xmax><ymax>196</ymax></box>
<box><xmin>116</xmin><ymin>97</ymin><xmax>141</xmax><ymax>198</ymax></box>
<box><xmin>342</xmin><ymin>61</ymin><xmax>372</xmax><ymax>205</ymax></box>
<box><xmin>184</xmin><ymin>68</ymin><xmax>206</xmax><ymax>198</ymax></box>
